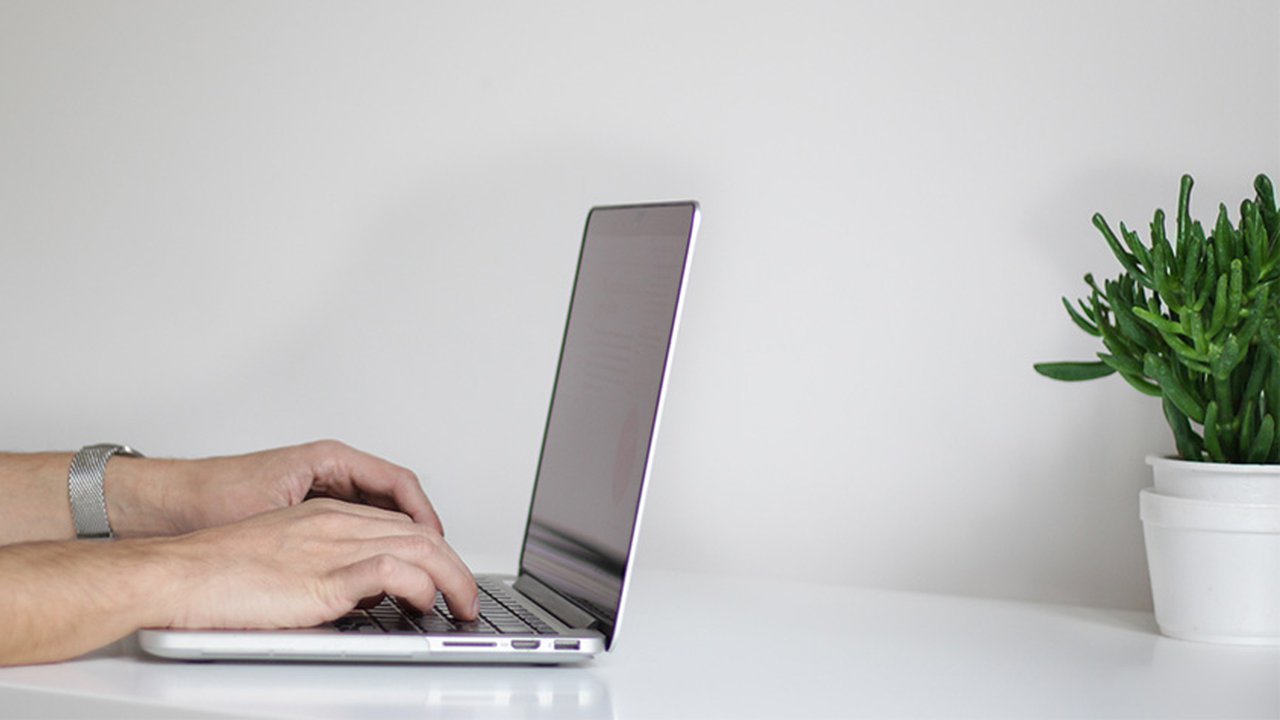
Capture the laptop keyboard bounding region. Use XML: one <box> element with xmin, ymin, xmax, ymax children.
<box><xmin>331</xmin><ymin>577</ymin><xmax>557</xmax><ymax>636</ymax></box>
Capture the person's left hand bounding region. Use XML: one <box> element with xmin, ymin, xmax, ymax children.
<box><xmin>105</xmin><ymin>440</ymin><xmax>443</xmax><ymax>537</ymax></box>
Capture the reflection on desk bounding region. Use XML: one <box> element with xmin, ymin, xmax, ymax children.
<box><xmin>135</xmin><ymin>648</ymin><xmax>611</xmax><ymax>719</ymax></box>
<box><xmin>0</xmin><ymin>563</ymin><xmax>1277</xmax><ymax>719</ymax></box>
<box><xmin>0</xmin><ymin>635</ymin><xmax>611</xmax><ymax>720</ymax></box>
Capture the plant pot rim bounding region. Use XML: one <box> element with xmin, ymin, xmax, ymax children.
<box><xmin>1140</xmin><ymin>488</ymin><xmax>1280</xmax><ymax>532</ymax></box>
<box><xmin>1146</xmin><ymin>454</ymin><xmax>1280</xmax><ymax>474</ymax></box>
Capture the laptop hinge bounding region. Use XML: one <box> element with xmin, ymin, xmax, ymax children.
<box><xmin>513</xmin><ymin>575</ymin><xmax>600</xmax><ymax>630</ymax></box>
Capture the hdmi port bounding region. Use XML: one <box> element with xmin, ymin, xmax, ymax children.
<box><xmin>511</xmin><ymin>640</ymin><xmax>540</xmax><ymax>650</ymax></box>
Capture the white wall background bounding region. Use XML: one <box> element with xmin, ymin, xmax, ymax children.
<box><xmin>1</xmin><ymin>0</ymin><xmax>1277</xmax><ymax>611</ymax></box>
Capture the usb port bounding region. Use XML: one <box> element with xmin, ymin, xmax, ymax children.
<box><xmin>511</xmin><ymin>640</ymin><xmax>540</xmax><ymax>650</ymax></box>
<box><xmin>554</xmin><ymin>640</ymin><xmax>581</xmax><ymax>651</ymax></box>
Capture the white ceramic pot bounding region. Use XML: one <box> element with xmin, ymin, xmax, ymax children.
<box><xmin>1141</xmin><ymin>456</ymin><xmax>1280</xmax><ymax>646</ymax></box>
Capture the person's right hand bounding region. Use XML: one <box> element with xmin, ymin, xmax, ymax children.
<box><xmin>150</xmin><ymin>498</ymin><xmax>479</xmax><ymax>630</ymax></box>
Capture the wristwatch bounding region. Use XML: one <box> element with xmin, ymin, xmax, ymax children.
<box><xmin>68</xmin><ymin>443</ymin><xmax>144</xmax><ymax>540</ymax></box>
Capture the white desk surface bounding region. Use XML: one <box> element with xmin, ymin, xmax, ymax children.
<box><xmin>1</xmin><ymin>559</ymin><xmax>1276</xmax><ymax>720</ymax></box>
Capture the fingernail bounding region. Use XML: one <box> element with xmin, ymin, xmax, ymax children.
<box><xmin>471</xmin><ymin>597</ymin><xmax>481</xmax><ymax>619</ymax></box>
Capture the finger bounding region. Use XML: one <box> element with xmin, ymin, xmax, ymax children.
<box><xmin>329</xmin><ymin>555</ymin><xmax>439</xmax><ymax>614</ymax></box>
<box><xmin>355</xmin><ymin>532</ymin><xmax>479</xmax><ymax>621</ymax></box>
<box><xmin>302</xmin><ymin>508</ymin><xmax>436</xmax><ymax>545</ymax></box>
<box><xmin>343</xmin><ymin>493</ymin><xmax>428</xmax><ymax>526</ymax></box>
<box><xmin>298</xmin><ymin>497</ymin><xmax>414</xmax><ymax>524</ymax></box>
<box><xmin>426</xmin><ymin>535</ymin><xmax>475</xmax><ymax>596</ymax></box>
<box><xmin>308</xmin><ymin>442</ymin><xmax>445</xmax><ymax>534</ymax></box>
<box><xmin>385</xmin><ymin>475</ymin><xmax>443</xmax><ymax>535</ymax></box>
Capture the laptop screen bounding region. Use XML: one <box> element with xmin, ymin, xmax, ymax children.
<box><xmin>518</xmin><ymin>202</ymin><xmax>698</xmax><ymax>645</ymax></box>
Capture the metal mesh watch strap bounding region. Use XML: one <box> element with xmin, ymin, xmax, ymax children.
<box><xmin>68</xmin><ymin>443</ymin><xmax>144</xmax><ymax>540</ymax></box>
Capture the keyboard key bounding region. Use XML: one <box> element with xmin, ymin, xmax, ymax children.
<box><xmin>377</xmin><ymin>616</ymin><xmax>421</xmax><ymax>633</ymax></box>
<box><xmin>400</xmin><ymin>609</ymin><xmax>455</xmax><ymax>633</ymax></box>
<box><xmin>373</xmin><ymin>582</ymin><xmax>563</xmax><ymax>636</ymax></box>
<box><xmin>332</xmin><ymin>614</ymin><xmax>382</xmax><ymax>633</ymax></box>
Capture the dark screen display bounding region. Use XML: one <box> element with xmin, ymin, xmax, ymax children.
<box><xmin>520</xmin><ymin>203</ymin><xmax>696</xmax><ymax>639</ymax></box>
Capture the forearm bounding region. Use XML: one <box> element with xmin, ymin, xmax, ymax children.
<box><xmin>0</xmin><ymin>453</ymin><xmax>75</xmax><ymax>544</ymax></box>
<box><xmin>0</xmin><ymin>538</ymin><xmax>176</xmax><ymax>665</ymax></box>
<box><xmin>0</xmin><ymin>452</ymin><xmax>187</xmax><ymax>545</ymax></box>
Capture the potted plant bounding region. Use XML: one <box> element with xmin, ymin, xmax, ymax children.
<box><xmin>1036</xmin><ymin>174</ymin><xmax>1280</xmax><ymax>645</ymax></box>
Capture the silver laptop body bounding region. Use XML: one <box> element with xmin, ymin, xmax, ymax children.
<box><xmin>139</xmin><ymin>201</ymin><xmax>701</xmax><ymax>664</ymax></box>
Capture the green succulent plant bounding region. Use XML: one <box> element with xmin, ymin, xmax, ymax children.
<box><xmin>1036</xmin><ymin>174</ymin><xmax>1280</xmax><ymax>463</ymax></box>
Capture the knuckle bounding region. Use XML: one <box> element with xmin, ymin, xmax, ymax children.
<box><xmin>370</xmin><ymin>553</ymin><xmax>400</xmax><ymax>578</ymax></box>
<box><xmin>399</xmin><ymin>532</ymin><xmax>439</xmax><ymax>557</ymax></box>
<box><xmin>304</xmin><ymin>507</ymin><xmax>351</xmax><ymax>532</ymax></box>
<box><xmin>313</xmin><ymin>438</ymin><xmax>350</xmax><ymax>455</ymax></box>
<box><xmin>304</xmin><ymin>439</ymin><xmax>350</xmax><ymax>466</ymax></box>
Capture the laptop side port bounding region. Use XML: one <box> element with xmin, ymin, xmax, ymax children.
<box><xmin>511</xmin><ymin>640</ymin><xmax>540</xmax><ymax>650</ymax></box>
<box><xmin>554</xmin><ymin>640</ymin><xmax>581</xmax><ymax>651</ymax></box>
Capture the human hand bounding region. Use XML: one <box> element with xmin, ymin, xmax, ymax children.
<box><xmin>0</xmin><ymin>498</ymin><xmax>478</xmax><ymax>665</ymax></box>
<box><xmin>152</xmin><ymin>498</ymin><xmax>479</xmax><ymax>629</ymax></box>
<box><xmin>107</xmin><ymin>440</ymin><xmax>442</xmax><ymax>537</ymax></box>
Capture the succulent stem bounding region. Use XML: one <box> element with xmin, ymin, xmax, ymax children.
<box><xmin>1037</xmin><ymin>174</ymin><xmax>1280</xmax><ymax>462</ymax></box>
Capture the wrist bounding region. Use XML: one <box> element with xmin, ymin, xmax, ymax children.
<box><xmin>117</xmin><ymin>535</ymin><xmax>196</xmax><ymax>629</ymax></box>
<box><xmin>104</xmin><ymin>456</ymin><xmax>191</xmax><ymax>538</ymax></box>
<box><xmin>99</xmin><ymin>537</ymin><xmax>184</xmax><ymax>630</ymax></box>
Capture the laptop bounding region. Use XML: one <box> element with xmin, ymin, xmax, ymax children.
<box><xmin>139</xmin><ymin>200</ymin><xmax>701</xmax><ymax>663</ymax></box>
